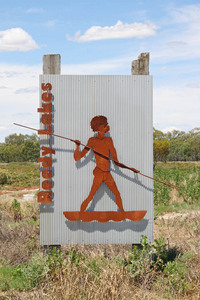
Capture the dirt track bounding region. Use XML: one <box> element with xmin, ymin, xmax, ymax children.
<box><xmin>0</xmin><ymin>188</ymin><xmax>39</xmax><ymax>203</ymax></box>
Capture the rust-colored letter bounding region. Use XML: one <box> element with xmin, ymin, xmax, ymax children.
<box><xmin>42</xmin><ymin>92</ymin><xmax>52</xmax><ymax>102</ymax></box>
<box><xmin>42</xmin><ymin>169</ymin><xmax>52</xmax><ymax>179</ymax></box>
<box><xmin>42</xmin><ymin>180</ymin><xmax>52</xmax><ymax>190</ymax></box>
<box><xmin>38</xmin><ymin>191</ymin><xmax>52</xmax><ymax>203</ymax></box>
<box><xmin>42</xmin><ymin>114</ymin><xmax>52</xmax><ymax>125</ymax></box>
<box><xmin>38</xmin><ymin>157</ymin><xmax>53</xmax><ymax>168</ymax></box>
<box><xmin>42</xmin><ymin>146</ymin><xmax>55</xmax><ymax>156</ymax></box>
<box><xmin>37</xmin><ymin>102</ymin><xmax>52</xmax><ymax>113</ymax></box>
<box><xmin>41</xmin><ymin>83</ymin><xmax>52</xmax><ymax>91</ymax></box>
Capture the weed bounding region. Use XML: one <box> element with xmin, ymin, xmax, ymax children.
<box><xmin>46</xmin><ymin>248</ymin><xmax>64</xmax><ymax>272</ymax></box>
<box><xmin>126</xmin><ymin>235</ymin><xmax>183</xmax><ymax>292</ymax></box>
<box><xmin>0</xmin><ymin>173</ymin><xmax>10</xmax><ymax>185</ymax></box>
<box><xmin>162</xmin><ymin>260</ymin><xmax>189</xmax><ymax>296</ymax></box>
<box><xmin>24</xmin><ymin>200</ymin><xmax>39</xmax><ymax>221</ymax></box>
<box><xmin>65</xmin><ymin>247</ymin><xmax>85</xmax><ymax>267</ymax></box>
<box><xmin>10</xmin><ymin>199</ymin><xmax>21</xmax><ymax>222</ymax></box>
<box><xmin>0</xmin><ymin>254</ymin><xmax>47</xmax><ymax>291</ymax></box>
<box><xmin>88</xmin><ymin>259</ymin><xmax>101</xmax><ymax>276</ymax></box>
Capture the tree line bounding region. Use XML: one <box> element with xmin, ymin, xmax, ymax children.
<box><xmin>153</xmin><ymin>127</ymin><xmax>200</xmax><ymax>166</ymax></box>
<box><xmin>0</xmin><ymin>128</ymin><xmax>199</xmax><ymax>163</ymax></box>
<box><xmin>0</xmin><ymin>134</ymin><xmax>40</xmax><ymax>162</ymax></box>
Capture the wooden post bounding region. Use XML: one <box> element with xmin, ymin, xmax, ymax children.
<box><xmin>43</xmin><ymin>54</ymin><xmax>61</xmax><ymax>254</ymax></box>
<box><xmin>131</xmin><ymin>53</ymin><xmax>150</xmax><ymax>251</ymax></box>
<box><xmin>131</xmin><ymin>53</ymin><xmax>149</xmax><ymax>75</ymax></box>
<box><xmin>43</xmin><ymin>54</ymin><xmax>61</xmax><ymax>75</ymax></box>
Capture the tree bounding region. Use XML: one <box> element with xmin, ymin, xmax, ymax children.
<box><xmin>153</xmin><ymin>139</ymin><xmax>170</xmax><ymax>168</ymax></box>
<box><xmin>0</xmin><ymin>133</ymin><xmax>40</xmax><ymax>162</ymax></box>
<box><xmin>153</xmin><ymin>128</ymin><xmax>166</xmax><ymax>141</ymax></box>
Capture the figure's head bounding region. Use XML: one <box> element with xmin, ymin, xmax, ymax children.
<box><xmin>90</xmin><ymin>115</ymin><xmax>110</xmax><ymax>133</ymax></box>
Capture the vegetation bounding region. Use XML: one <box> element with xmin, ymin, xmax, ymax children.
<box><xmin>0</xmin><ymin>211</ymin><xmax>199</xmax><ymax>299</ymax></box>
<box><xmin>0</xmin><ymin>128</ymin><xmax>200</xmax><ymax>165</ymax></box>
<box><xmin>0</xmin><ymin>162</ymin><xmax>39</xmax><ymax>188</ymax></box>
<box><xmin>0</xmin><ymin>133</ymin><xmax>40</xmax><ymax>163</ymax></box>
<box><xmin>154</xmin><ymin>162</ymin><xmax>200</xmax><ymax>208</ymax></box>
<box><xmin>0</xmin><ymin>160</ymin><xmax>199</xmax><ymax>298</ymax></box>
<box><xmin>153</xmin><ymin>127</ymin><xmax>200</xmax><ymax>167</ymax></box>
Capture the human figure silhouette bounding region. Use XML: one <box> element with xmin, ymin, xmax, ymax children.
<box><xmin>74</xmin><ymin>115</ymin><xmax>124</xmax><ymax>212</ymax></box>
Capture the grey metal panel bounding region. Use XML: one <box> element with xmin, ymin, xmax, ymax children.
<box><xmin>39</xmin><ymin>75</ymin><xmax>153</xmax><ymax>244</ymax></box>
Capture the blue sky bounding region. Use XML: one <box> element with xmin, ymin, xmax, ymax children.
<box><xmin>0</xmin><ymin>0</ymin><xmax>200</xmax><ymax>142</ymax></box>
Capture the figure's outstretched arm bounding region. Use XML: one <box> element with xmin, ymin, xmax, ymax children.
<box><xmin>74</xmin><ymin>139</ymin><xmax>92</xmax><ymax>161</ymax></box>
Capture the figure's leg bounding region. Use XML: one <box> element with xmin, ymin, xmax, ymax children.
<box><xmin>80</xmin><ymin>170</ymin><xmax>103</xmax><ymax>212</ymax></box>
<box><xmin>104</xmin><ymin>173</ymin><xmax>124</xmax><ymax>212</ymax></box>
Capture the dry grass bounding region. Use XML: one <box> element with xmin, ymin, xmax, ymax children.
<box><xmin>0</xmin><ymin>194</ymin><xmax>200</xmax><ymax>299</ymax></box>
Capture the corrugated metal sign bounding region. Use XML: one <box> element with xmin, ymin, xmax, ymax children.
<box><xmin>39</xmin><ymin>75</ymin><xmax>153</xmax><ymax>245</ymax></box>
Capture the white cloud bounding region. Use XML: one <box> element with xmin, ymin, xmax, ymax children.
<box><xmin>0</xmin><ymin>126</ymin><xmax>7</xmax><ymax>131</ymax></box>
<box><xmin>151</xmin><ymin>4</ymin><xmax>200</xmax><ymax>63</ymax></box>
<box><xmin>162</xmin><ymin>126</ymin><xmax>180</xmax><ymax>133</ymax></box>
<box><xmin>187</xmin><ymin>83</ymin><xmax>200</xmax><ymax>89</ymax></box>
<box><xmin>15</xmin><ymin>87</ymin><xmax>38</xmax><ymax>94</ymax></box>
<box><xmin>66</xmin><ymin>20</ymin><xmax>158</xmax><ymax>42</ymax></box>
<box><xmin>26</xmin><ymin>8</ymin><xmax>44</xmax><ymax>13</ymax></box>
<box><xmin>0</xmin><ymin>85</ymin><xmax>9</xmax><ymax>89</ymax></box>
<box><xmin>154</xmin><ymin>85</ymin><xmax>200</xmax><ymax>131</ymax></box>
<box><xmin>170</xmin><ymin>4</ymin><xmax>200</xmax><ymax>24</ymax></box>
<box><xmin>44</xmin><ymin>20</ymin><xmax>57</xmax><ymax>28</ymax></box>
<box><xmin>0</xmin><ymin>28</ymin><xmax>39</xmax><ymax>52</ymax></box>
<box><xmin>0</xmin><ymin>63</ymin><xmax>41</xmax><ymax>142</ymax></box>
<box><xmin>62</xmin><ymin>57</ymin><xmax>130</xmax><ymax>74</ymax></box>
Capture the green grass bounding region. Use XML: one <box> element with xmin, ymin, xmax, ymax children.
<box><xmin>0</xmin><ymin>162</ymin><xmax>40</xmax><ymax>188</ymax></box>
<box><xmin>154</xmin><ymin>162</ymin><xmax>200</xmax><ymax>207</ymax></box>
<box><xmin>154</xmin><ymin>201</ymin><xmax>200</xmax><ymax>218</ymax></box>
<box><xmin>0</xmin><ymin>254</ymin><xmax>47</xmax><ymax>291</ymax></box>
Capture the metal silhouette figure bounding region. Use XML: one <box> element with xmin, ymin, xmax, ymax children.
<box><xmin>63</xmin><ymin>115</ymin><xmax>146</xmax><ymax>222</ymax></box>
<box><xmin>74</xmin><ymin>115</ymin><xmax>124</xmax><ymax>212</ymax></box>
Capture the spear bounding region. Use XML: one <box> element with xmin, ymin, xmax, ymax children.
<box><xmin>13</xmin><ymin>122</ymin><xmax>181</xmax><ymax>190</ymax></box>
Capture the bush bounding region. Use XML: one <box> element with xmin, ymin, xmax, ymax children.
<box><xmin>0</xmin><ymin>173</ymin><xmax>9</xmax><ymax>185</ymax></box>
<box><xmin>10</xmin><ymin>199</ymin><xmax>22</xmax><ymax>222</ymax></box>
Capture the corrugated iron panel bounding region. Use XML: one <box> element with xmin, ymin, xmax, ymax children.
<box><xmin>39</xmin><ymin>75</ymin><xmax>153</xmax><ymax>245</ymax></box>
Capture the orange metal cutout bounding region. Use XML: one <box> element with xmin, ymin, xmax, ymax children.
<box><xmin>38</xmin><ymin>157</ymin><xmax>53</xmax><ymax>168</ymax></box>
<box><xmin>42</xmin><ymin>169</ymin><xmax>52</xmax><ymax>179</ymax></box>
<box><xmin>42</xmin><ymin>146</ymin><xmax>55</xmax><ymax>156</ymax></box>
<box><xmin>41</xmin><ymin>83</ymin><xmax>52</xmax><ymax>91</ymax></box>
<box><xmin>38</xmin><ymin>191</ymin><xmax>52</xmax><ymax>203</ymax></box>
<box><xmin>42</xmin><ymin>114</ymin><xmax>52</xmax><ymax>125</ymax></box>
<box><xmin>42</xmin><ymin>180</ymin><xmax>52</xmax><ymax>190</ymax></box>
<box><xmin>64</xmin><ymin>115</ymin><xmax>147</xmax><ymax>222</ymax></box>
<box><xmin>37</xmin><ymin>102</ymin><xmax>52</xmax><ymax>113</ymax></box>
<box><xmin>42</xmin><ymin>92</ymin><xmax>52</xmax><ymax>102</ymax></box>
<box><xmin>63</xmin><ymin>211</ymin><xmax>147</xmax><ymax>222</ymax></box>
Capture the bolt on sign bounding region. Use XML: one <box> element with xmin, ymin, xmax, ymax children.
<box><xmin>38</xmin><ymin>75</ymin><xmax>153</xmax><ymax>245</ymax></box>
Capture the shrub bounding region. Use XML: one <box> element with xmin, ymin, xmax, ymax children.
<box><xmin>0</xmin><ymin>173</ymin><xmax>9</xmax><ymax>185</ymax></box>
<box><xmin>10</xmin><ymin>199</ymin><xmax>22</xmax><ymax>222</ymax></box>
